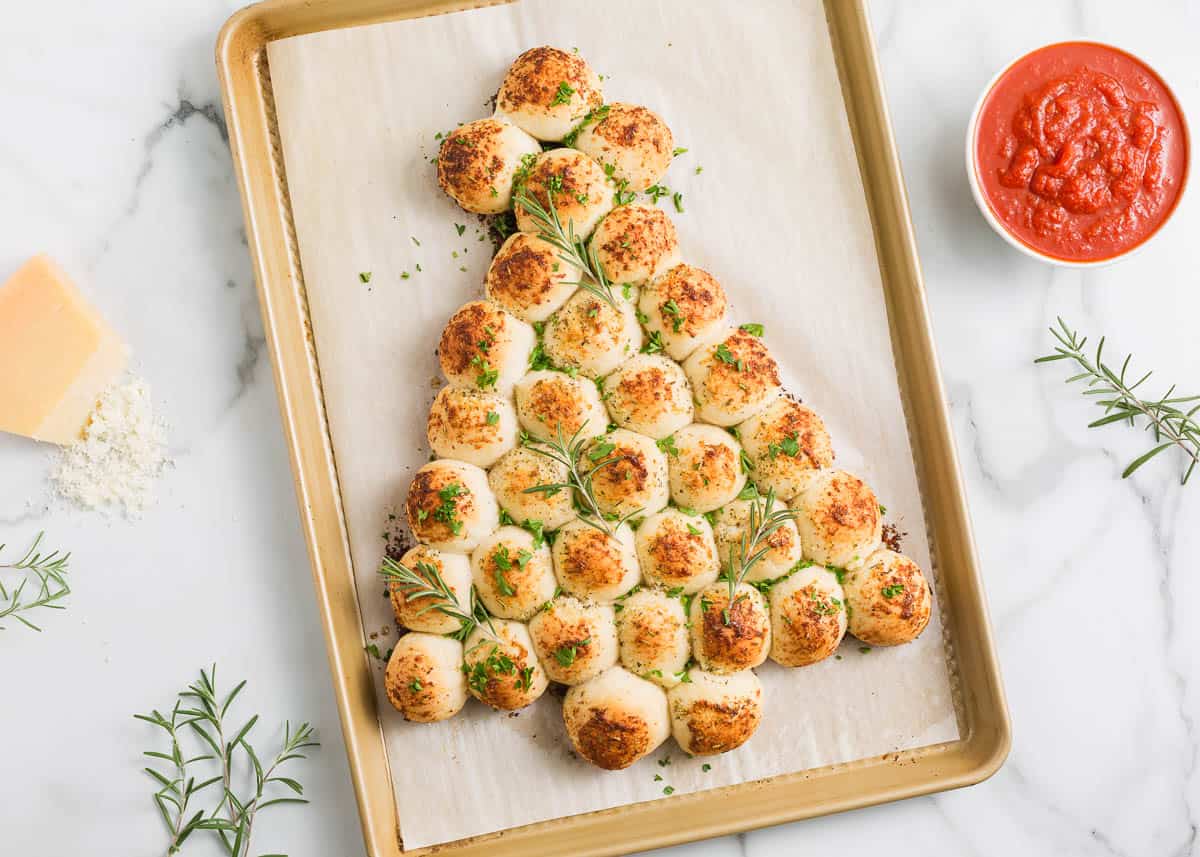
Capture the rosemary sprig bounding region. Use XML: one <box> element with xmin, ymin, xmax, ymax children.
<box><xmin>137</xmin><ymin>666</ymin><xmax>319</xmax><ymax>857</ymax></box>
<box><xmin>513</xmin><ymin>188</ymin><xmax>618</xmax><ymax>309</ymax></box>
<box><xmin>1036</xmin><ymin>317</ymin><xmax>1200</xmax><ymax>484</ymax></box>
<box><xmin>134</xmin><ymin>701</ymin><xmax>221</xmax><ymax>854</ymax></box>
<box><xmin>521</xmin><ymin>425</ymin><xmax>632</xmax><ymax>536</ymax></box>
<box><xmin>0</xmin><ymin>531</ymin><xmax>71</xmax><ymax>632</ymax></box>
<box><xmin>379</xmin><ymin>556</ymin><xmax>498</xmax><ymax>641</ymax></box>
<box><xmin>722</xmin><ymin>488</ymin><xmax>798</xmax><ymax>617</ymax></box>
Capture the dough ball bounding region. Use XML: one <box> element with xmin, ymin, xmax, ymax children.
<box><xmin>638</xmin><ymin>264</ymin><xmax>729</xmax><ymax>361</ymax></box>
<box><xmin>666</xmin><ymin>423</ymin><xmax>747</xmax><ymax>513</ymax></box>
<box><xmin>496</xmin><ymin>46</ymin><xmax>603</xmax><ymax>142</ymax></box>
<box><xmin>683</xmin><ymin>328</ymin><xmax>782</xmax><ymax>426</ymax></box>
<box><xmin>426</xmin><ymin>385</ymin><xmax>518</xmax><ymax>468</ymax></box>
<box><xmin>470</xmin><ymin>526</ymin><xmax>557</xmax><ymax>621</ymax></box>
<box><xmin>405</xmin><ymin>459</ymin><xmax>499</xmax><ymax>553</ymax></box>
<box><xmin>528</xmin><ymin>596</ymin><xmax>619</xmax><ymax>685</ymax></box>
<box><xmin>842</xmin><ymin>549</ymin><xmax>933</xmax><ymax>647</ymax></box>
<box><xmin>463</xmin><ymin>620</ymin><xmax>549</xmax><ymax>711</ymax></box>
<box><xmin>514</xmin><ymin>149</ymin><xmax>613</xmax><ymax>239</ymax></box>
<box><xmin>387</xmin><ymin>545</ymin><xmax>473</xmax><ymax>635</ymax></box>
<box><xmin>552</xmin><ymin>518</ymin><xmax>640</xmax><ymax>602</ymax></box>
<box><xmin>578</xmin><ymin>429</ymin><xmax>670</xmax><ymax>519</ymax></box>
<box><xmin>768</xmin><ymin>564</ymin><xmax>847</xmax><ymax>667</ymax></box>
<box><xmin>562</xmin><ymin>666</ymin><xmax>670</xmax><ymax>770</ymax></box>
<box><xmin>542</xmin><ymin>288</ymin><xmax>642</xmax><ymax>378</ymax></box>
<box><xmin>487</xmin><ymin>446</ymin><xmax>576</xmax><ymax>532</ymax></box>
<box><xmin>738</xmin><ymin>398</ymin><xmax>835</xmax><ymax>503</ymax></box>
<box><xmin>485</xmin><ymin>232</ymin><xmax>582</xmax><ymax>323</ymax></box>
<box><xmin>633</xmin><ymin>508</ymin><xmax>719</xmax><ymax>595</ymax></box>
<box><xmin>601</xmin><ymin>353</ymin><xmax>693</xmax><ymax>439</ymax></box>
<box><xmin>688</xmin><ymin>582</ymin><xmax>771</xmax><ymax>674</ymax></box>
<box><xmin>794</xmin><ymin>470</ymin><xmax>882</xmax><ymax>569</ymax></box>
<box><xmin>438</xmin><ymin>300</ymin><xmax>535</xmax><ymax>395</ymax></box>
<box><xmin>615</xmin><ymin>588</ymin><xmax>691</xmax><ymax>688</ymax></box>
<box><xmin>573</xmin><ymin>103</ymin><xmax>674</xmax><ymax>193</ymax></box>
<box><xmin>514</xmin><ymin>369</ymin><xmax>608</xmax><ymax>442</ymax></box>
<box><xmin>668</xmin><ymin>668</ymin><xmax>763</xmax><ymax>756</ymax></box>
<box><xmin>589</xmin><ymin>203</ymin><xmax>680</xmax><ymax>286</ymax></box>
<box><xmin>436</xmin><ymin>118</ymin><xmax>541</xmax><ymax>214</ymax></box>
<box><xmin>384</xmin><ymin>633</ymin><xmax>468</xmax><ymax>723</ymax></box>
<box><xmin>709</xmin><ymin>494</ymin><xmax>803</xmax><ymax>582</ymax></box>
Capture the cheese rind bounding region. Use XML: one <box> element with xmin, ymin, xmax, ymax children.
<box><xmin>0</xmin><ymin>255</ymin><xmax>128</xmax><ymax>444</ymax></box>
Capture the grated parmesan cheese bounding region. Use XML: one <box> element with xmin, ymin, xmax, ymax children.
<box><xmin>52</xmin><ymin>377</ymin><xmax>169</xmax><ymax>516</ymax></box>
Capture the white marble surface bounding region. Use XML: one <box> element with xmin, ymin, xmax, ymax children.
<box><xmin>2</xmin><ymin>1</ymin><xmax>1197</xmax><ymax>855</ymax></box>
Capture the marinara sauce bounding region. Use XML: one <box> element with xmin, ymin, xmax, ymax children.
<box><xmin>975</xmin><ymin>42</ymin><xmax>1188</xmax><ymax>262</ymax></box>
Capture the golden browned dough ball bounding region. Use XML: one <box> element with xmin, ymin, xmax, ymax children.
<box><xmin>384</xmin><ymin>633</ymin><xmax>468</xmax><ymax>723</ymax></box>
<box><xmin>573</xmin><ymin>103</ymin><xmax>675</xmax><ymax>192</ymax></box>
<box><xmin>601</xmin><ymin>353</ymin><xmax>693</xmax><ymax>439</ymax></box>
<box><xmin>542</xmin><ymin>288</ymin><xmax>642</xmax><ymax>378</ymax></box>
<box><xmin>487</xmin><ymin>446</ymin><xmax>576</xmax><ymax>532</ymax></box>
<box><xmin>528</xmin><ymin>596</ymin><xmax>618</xmax><ymax>685</ymax></box>
<box><xmin>470</xmin><ymin>526</ymin><xmax>557</xmax><ymax>621</ymax></box>
<box><xmin>438</xmin><ymin>300</ymin><xmax>535</xmax><ymax>395</ymax></box>
<box><xmin>638</xmin><ymin>264</ymin><xmax>729</xmax><ymax>361</ymax></box>
<box><xmin>768</xmin><ymin>564</ymin><xmax>847</xmax><ymax>667</ymax></box>
<box><xmin>405</xmin><ymin>459</ymin><xmax>499</xmax><ymax>553</ymax></box>
<box><xmin>497</xmin><ymin>46</ymin><xmax>603</xmax><ymax>142</ymax></box>
<box><xmin>842</xmin><ymin>549</ymin><xmax>933</xmax><ymax>647</ymax></box>
<box><xmin>793</xmin><ymin>469</ymin><xmax>882</xmax><ymax>569</ymax></box>
<box><xmin>577</xmin><ymin>429</ymin><xmax>670</xmax><ymax>519</ymax></box>
<box><xmin>633</xmin><ymin>508</ymin><xmax>719</xmax><ymax>595</ymax></box>
<box><xmin>426</xmin><ymin>385</ymin><xmax>519</xmax><ymax>468</ymax></box>
<box><xmin>737</xmin><ymin>398</ymin><xmax>835</xmax><ymax>503</ymax></box>
<box><xmin>436</xmin><ymin>118</ymin><xmax>541</xmax><ymax>214</ymax></box>
<box><xmin>615</xmin><ymin>588</ymin><xmax>691</xmax><ymax>688</ymax></box>
<box><xmin>514</xmin><ymin>369</ymin><xmax>609</xmax><ymax>443</ymax></box>
<box><xmin>551</xmin><ymin>518</ymin><xmax>640</xmax><ymax>602</ymax></box>
<box><xmin>485</xmin><ymin>232</ymin><xmax>582</xmax><ymax>323</ymax></box>
<box><xmin>588</xmin><ymin>203</ymin><xmax>680</xmax><ymax>286</ymax></box>
<box><xmin>688</xmin><ymin>582</ymin><xmax>771</xmax><ymax>674</ymax></box>
<box><xmin>666</xmin><ymin>424</ymin><xmax>747</xmax><ymax>513</ymax></box>
<box><xmin>562</xmin><ymin>666</ymin><xmax>670</xmax><ymax>770</ymax></box>
<box><xmin>388</xmin><ymin>545</ymin><xmax>472</xmax><ymax>635</ymax></box>
<box><xmin>708</xmin><ymin>494</ymin><xmax>803</xmax><ymax>583</ymax></box>
<box><xmin>668</xmin><ymin>668</ymin><xmax>763</xmax><ymax>756</ymax></box>
<box><xmin>514</xmin><ymin>149</ymin><xmax>613</xmax><ymax>239</ymax></box>
<box><xmin>683</xmin><ymin>328</ymin><xmax>783</xmax><ymax>427</ymax></box>
<box><xmin>462</xmin><ymin>620</ymin><xmax>549</xmax><ymax>711</ymax></box>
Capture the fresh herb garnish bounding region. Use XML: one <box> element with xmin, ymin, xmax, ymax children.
<box><xmin>553</xmin><ymin>637</ymin><xmax>591</xmax><ymax>667</ymax></box>
<box><xmin>550</xmin><ymin>80</ymin><xmax>576</xmax><ymax>106</ymax></box>
<box><xmin>1036</xmin><ymin>316</ymin><xmax>1200</xmax><ymax>483</ymax></box>
<box><xmin>0</xmin><ymin>532</ymin><xmax>71</xmax><ymax>632</ymax></box>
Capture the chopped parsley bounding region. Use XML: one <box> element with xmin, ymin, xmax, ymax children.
<box><xmin>408</xmin><ymin>678</ymin><xmax>423</xmax><ymax>693</ymax></box>
<box><xmin>486</xmin><ymin>410</ymin><xmax>500</xmax><ymax>426</ymax></box>
<box><xmin>768</xmin><ymin>432</ymin><xmax>802</xmax><ymax>460</ymax></box>
<box><xmin>714</xmin><ymin>342</ymin><xmax>744</xmax><ymax>371</ymax></box>
<box><xmin>550</xmin><ymin>80</ymin><xmax>576</xmax><ymax>106</ymax></box>
<box><xmin>672</xmin><ymin>192</ymin><xmax>684</xmax><ymax>213</ymax></box>
<box><xmin>656</xmin><ymin>435</ymin><xmax>680</xmax><ymax>457</ymax></box>
<box><xmin>672</xmin><ymin>147</ymin><xmax>688</xmax><ymax>156</ymax></box>
<box><xmin>641</xmin><ymin>330</ymin><xmax>665</xmax><ymax>354</ymax></box>
<box><xmin>662</xmin><ymin>299</ymin><xmax>686</xmax><ymax>332</ymax></box>
<box><xmin>739</xmin><ymin>322</ymin><xmax>764</xmax><ymax>337</ymax></box>
<box><xmin>358</xmin><ymin>272</ymin><xmax>372</xmax><ymax>283</ymax></box>
<box><xmin>433</xmin><ymin>483</ymin><xmax>465</xmax><ymax>534</ymax></box>
<box><xmin>455</xmin><ymin>223</ymin><xmax>466</xmax><ymax>236</ymax></box>
<box><xmin>882</xmin><ymin>583</ymin><xmax>905</xmax><ymax>599</ymax></box>
<box><xmin>553</xmin><ymin>638</ymin><xmax>591</xmax><ymax>667</ymax></box>
<box><xmin>588</xmin><ymin>440</ymin><xmax>616</xmax><ymax>461</ymax></box>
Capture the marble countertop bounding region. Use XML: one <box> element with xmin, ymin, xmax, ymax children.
<box><xmin>3</xmin><ymin>1</ymin><xmax>1197</xmax><ymax>855</ymax></box>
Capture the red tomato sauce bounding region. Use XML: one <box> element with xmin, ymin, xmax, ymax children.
<box><xmin>975</xmin><ymin>41</ymin><xmax>1188</xmax><ymax>262</ymax></box>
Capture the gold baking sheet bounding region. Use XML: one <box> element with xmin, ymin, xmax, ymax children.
<box><xmin>216</xmin><ymin>1</ymin><xmax>1010</xmax><ymax>854</ymax></box>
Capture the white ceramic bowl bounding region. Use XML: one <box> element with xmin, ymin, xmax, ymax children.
<box><xmin>965</xmin><ymin>41</ymin><xmax>1190</xmax><ymax>269</ymax></box>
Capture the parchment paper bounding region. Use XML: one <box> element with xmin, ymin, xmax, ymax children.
<box><xmin>267</xmin><ymin>0</ymin><xmax>960</xmax><ymax>848</ymax></box>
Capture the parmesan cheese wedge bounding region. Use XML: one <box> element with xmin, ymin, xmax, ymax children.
<box><xmin>0</xmin><ymin>255</ymin><xmax>128</xmax><ymax>445</ymax></box>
